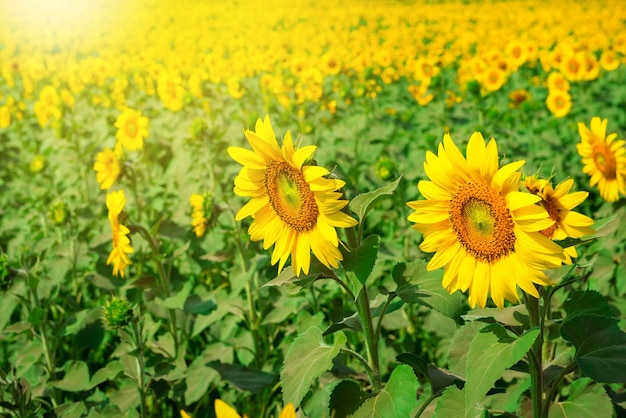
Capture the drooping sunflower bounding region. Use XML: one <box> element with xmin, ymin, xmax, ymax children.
<box><xmin>407</xmin><ymin>133</ymin><xmax>565</xmax><ymax>309</ymax></box>
<box><xmin>190</xmin><ymin>193</ymin><xmax>213</xmax><ymax>238</ymax></box>
<box><xmin>106</xmin><ymin>190</ymin><xmax>134</xmax><ymax>278</ymax></box>
<box><xmin>228</xmin><ymin>115</ymin><xmax>357</xmax><ymax>276</ymax></box>
<box><xmin>577</xmin><ymin>117</ymin><xmax>626</xmax><ymax>202</ymax></box>
<box><xmin>94</xmin><ymin>148</ymin><xmax>122</xmax><ymax>190</ymax></box>
<box><xmin>524</xmin><ymin>176</ymin><xmax>595</xmax><ymax>263</ymax></box>
<box><xmin>114</xmin><ymin>108</ymin><xmax>149</xmax><ymax>151</ymax></box>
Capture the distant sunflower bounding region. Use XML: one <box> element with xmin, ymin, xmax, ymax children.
<box><xmin>546</xmin><ymin>89</ymin><xmax>572</xmax><ymax>118</ymax></box>
<box><xmin>524</xmin><ymin>176</ymin><xmax>594</xmax><ymax>263</ymax></box>
<box><xmin>115</xmin><ymin>108</ymin><xmax>149</xmax><ymax>151</ymax></box>
<box><xmin>407</xmin><ymin>133</ymin><xmax>564</xmax><ymax>309</ymax></box>
<box><xmin>94</xmin><ymin>148</ymin><xmax>122</xmax><ymax>190</ymax></box>
<box><xmin>228</xmin><ymin>115</ymin><xmax>357</xmax><ymax>276</ymax></box>
<box><xmin>577</xmin><ymin>117</ymin><xmax>626</xmax><ymax>202</ymax></box>
<box><xmin>106</xmin><ymin>190</ymin><xmax>134</xmax><ymax>278</ymax></box>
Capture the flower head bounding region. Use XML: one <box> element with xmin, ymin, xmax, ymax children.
<box><xmin>102</xmin><ymin>296</ymin><xmax>134</xmax><ymax>328</ymax></box>
<box><xmin>407</xmin><ymin>133</ymin><xmax>565</xmax><ymax>309</ymax></box>
<box><xmin>106</xmin><ymin>190</ymin><xmax>134</xmax><ymax>277</ymax></box>
<box><xmin>228</xmin><ymin>115</ymin><xmax>357</xmax><ymax>276</ymax></box>
<box><xmin>524</xmin><ymin>176</ymin><xmax>594</xmax><ymax>263</ymax></box>
<box><xmin>214</xmin><ymin>399</ymin><xmax>296</xmax><ymax>418</ymax></box>
<box><xmin>115</xmin><ymin>108</ymin><xmax>149</xmax><ymax>151</ymax></box>
<box><xmin>94</xmin><ymin>148</ymin><xmax>122</xmax><ymax>190</ymax></box>
<box><xmin>190</xmin><ymin>192</ymin><xmax>214</xmax><ymax>237</ymax></box>
<box><xmin>546</xmin><ymin>89</ymin><xmax>572</xmax><ymax>118</ymax></box>
<box><xmin>577</xmin><ymin>117</ymin><xmax>626</xmax><ymax>202</ymax></box>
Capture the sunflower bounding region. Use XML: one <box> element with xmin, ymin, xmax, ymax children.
<box><xmin>106</xmin><ymin>190</ymin><xmax>134</xmax><ymax>278</ymax></box>
<box><xmin>190</xmin><ymin>193</ymin><xmax>210</xmax><ymax>238</ymax></box>
<box><xmin>115</xmin><ymin>108</ymin><xmax>149</xmax><ymax>151</ymax></box>
<box><xmin>524</xmin><ymin>176</ymin><xmax>594</xmax><ymax>263</ymax></box>
<box><xmin>577</xmin><ymin>117</ymin><xmax>626</xmax><ymax>202</ymax></box>
<box><xmin>94</xmin><ymin>148</ymin><xmax>122</xmax><ymax>190</ymax></box>
<box><xmin>407</xmin><ymin>133</ymin><xmax>565</xmax><ymax>309</ymax></box>
<box><xmin>228</xmin><ymin>115</ymin><xmax>357</xmax><ymax>276</ymax></box>
<box><xmin>546</xmin><ymin>89</ymin><xmax>572</xmax><ymax>118</ymax></box>
<box><xmin>214</xmin><ymin>399</ymin><xmax>295</xmax><ymax>418</ymax></box>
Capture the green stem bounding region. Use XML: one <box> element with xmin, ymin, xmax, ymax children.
<box><xmin>414</xmin><ymin>387</ymin><xmax>446</xmax><ymax>417</ymax></box>
<box><xmin>523</xmin><ymin>291</ymin><xmax>544</xmax><ymax>418</ymax></box>
<box><xmin>131</xmin><ymin>319</ymin><xmax>147</xmax><ymax>418</ymax></box>
<box><xmin>355</xmin><ymin>286</ymin><xmax>382</xmax><ymax>392</ymax></box>
<box><xmin>340</xmin><ymin>347</ymin><xmax>377</xmax><ymax>384</ymax></box>
<box><xmin>542</xmin><ymin>362</ymin><xmax>577</xmax><ymax>417</ymax></box>
<box><xmin>374</xmin><ymin>295</ymin><xmax>394</xmax><ymax>350</ymax></box>
<box><xmin>134</xmin><ymin>225</ymin><xmax>179</xmax><ymax>356</ymax></box>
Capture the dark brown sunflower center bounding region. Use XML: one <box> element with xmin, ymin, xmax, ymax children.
<box><xmin>449</xmin><ymin>183</ymin><xmax>516</xmax><ymax>262</ymax></box>
<box><xmin>538</xmin><ymin>196</ymin><xmax>560</xmax><ymax>238</ymax></box>
<box><xmin>264</xmin><ymin>161</ymin><xmax>318</xmax><ymax>232</ymax></box>
<box><xmin>592</xmin><ymin>143</ymin><xmax>617</xmax><ymax>180</ymax></box>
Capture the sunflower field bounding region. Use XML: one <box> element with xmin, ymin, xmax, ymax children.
<box><xmin>1</xmin><ymin>0</ymin><xmax>626</xmax><ymax>416</ymax></box>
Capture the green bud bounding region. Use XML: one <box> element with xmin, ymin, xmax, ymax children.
<box><xmin>102</xmin><ymin>297</ymin><xmax>134</xmax><ymax>328</ymax></box>
<box><xmin>376</xmin><ymin>155</ymin><xmax>395</xmax><ymax>181</ymax></box>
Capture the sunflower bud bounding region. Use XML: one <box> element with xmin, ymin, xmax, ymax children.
<box><xmin>102</xmin><ymin>297</ymin><xmax>134</xmax><ymax>328</ymax></box>
<box><xmin>375</xmin><ymin>155</ymin><xmax>395</xmax><ymax>181</ymax></box>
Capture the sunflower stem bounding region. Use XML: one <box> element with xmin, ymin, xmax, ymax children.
<box><xmin>523</xmin><ymin>291</ymin><xmax>544</xmax><ymax>418</ymax></box>
<box><xmin>130</xmin><ymin>318</ymin><xmax>147</xmax><ymax>418</ymax></box>
<box><xmin>355</xmin><ymin>286</ymin><xmax>382</xmax><ymax>393</ymax></box>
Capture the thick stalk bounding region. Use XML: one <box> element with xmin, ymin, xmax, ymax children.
<box><xmin>131</xmin><ymin>320</ymin><xmax>147</xmax><ymax>418</ymax></box>
<box><xmin>355</xmin><ymin>286</ymin><xmax>382</xmax><ymax>392</ymax></box>
<box><xmin>523</xmin><ymin>291</ymin><xmax>544</xmax><ymax>418</ymax></box>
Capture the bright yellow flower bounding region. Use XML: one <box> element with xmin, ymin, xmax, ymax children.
<box><xmin>408</xmin><ymin>84</ymin><xmax>433</xmax><ymax>106</ymax></box>
<box><xmin>482</xmin><ymin>67</ymin><xmax>506</xmax><ymax>92</ymax></box>
<box><xmin>190</xmin><ymin>193</ymin><xmax>209</xmax><ymax>238</ymax></box>
<box><xmin>115</xmin><ymin>108</ymin><xmax>149</xmax><ymax>151</ymax></box>
<box><xmin>577</xmin><ymin>117</ymin><xmax>626</xmax><ymax>202</ymax></box>
<box><xmin>546</xmin><ymin>72</ymin><xmax>570</xmax><ymax>92</ymax></box>
<box><xmin>599</xmin><ymin>50</ymin><xmax>620</xmax><ymax>71</ymax></box>
<box><xmin>94</xmin><ymin>148</ymin><xmax>122</xmax><ymax>190</ymax></box>
<box><xmin>213</xmin><ymin>400</ymin><xmax>296</xmax><ymax>418</ymax></box>
<box><xmin>106</xmin><ymin>190</ymin><xmax>134</xmax><ymax>278</ymax></box>
<box><xmin>546</xmin><ymin>90</ymin><xmax>572</xmax><ymax>118</ymax></box>
<box><xmin>0</xmin><ymin>105</ymin><xmax>10</xmax><ymax>128</ymax></box>
<box><xmin>30</xmin><ymin>155</ymin><xmax>46</xmax><ymax>173</ymax></box>
<box><xmin>228</xmin><ymin>115</ymin><xmax>357</xmax><ymax>276</ymax></box>
<box><xmin>524</xmin><ymin>176</ymin><xmax>594</xmax><ymax>263</ymax></box>
<box><xmin>407</xmin><ymin>133</ymin><xmax>565</xmax><ymax>309</ymax></box>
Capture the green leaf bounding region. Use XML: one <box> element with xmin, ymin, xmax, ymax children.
<box><xmin>352</xmin><ymin>365</ymin><xmax>419</xmax><ymax>418</ymax></box>
<box><xmin>329</xmin><ymin>379</ymin><xmax>368</xmax><ymax>418</ymax></box>
<box><xmin>561</xmin><ymin>315</ymin><xmax>626</xmax><ymax>383</ymax></box>
<box><xmin>435</xmin><ymin>385</ymin><xmax>486</xmax><ymax>418</ymax></box>
<box><xmin>463</xmin><ymin>305</ymin><xmax>529</xmax><ymax>327</ymax></box>
<box><xmin>50</xmin><ymin>361</ymin><xmax>91</xmax><ymax>392</ymax></box>
<box><xmin>341</xmin><ymin>234</ymin><xmax>380</xmax><ymax>284</ymax></box>
<box><xmin>208</xmin><ymin>361</ymin><xmax>276</xmax><ymax>393</ymax></box>
<box><xmin>548</xmin><ymin>378</ymin><xmax>612</xmax><ymax>418</ymax></box>
<box><xmin>396</xmin><ymin>352</ymin><xmax>462</xmax><ymax>395</ymax></box>
<box><xmin>281</xmin><ymin>326</ymin><xmax>346</xmax><ymax>407</ymax></box>
<box><xmin>158</xmin><ymin>281</ymin><xmax>192</xmax><ymax>310</ymax></box>
<box><xmin>90</xmin><ymin>361</ymin><xmax>123</xmax><ymax>388</ymax></box>
<box><xmin>183</xmin><ymin>295</ymin><xmax>217</xmax><ymax>315</ymax></box>
<box><xmin>563</xmin><ymin>290</ymin><xmax>615</xmax><ymax>320</ymax></box>
<box><xmin>446</xmin><ymin>321</ymin><xmax>486</xmax><ymax>378</ymax></box>
<box><xmin>392</xmin><ymin>261</ymin><xmax>464</xmax><ymax>322</ymax></box>
<box><xmin>465</xmin><ymin>324</ymin><xmax>539</xmax><ymax>406</ymax></box>
<box><xmin>349</xmin><ymin>176</ymin><xmax>402</xmax><ymax>221</ymax></box>
<box><xmin>262</xmin><ymin>261</ymin><xmax>328</xmax><ymax>288</ymax></box>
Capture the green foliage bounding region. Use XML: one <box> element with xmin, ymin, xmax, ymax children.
<box><xmin>280</xmin><ymin>326</ymin><xmax>347</xmax><ymax>407</ymax></box>
<box><xmin>351</xmin><ymin>365</ymin><xmax>419</xmax><ymax>418</ymax></box>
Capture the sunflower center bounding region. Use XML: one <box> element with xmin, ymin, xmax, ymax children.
<box><xmin>449</xmin><ymin>183</ymin><xmax>516</xmax><ymax>262</ymax></box>
<box><xmin>592</xmin><ymin>144</ymin><xmax>617</xmax><ymax>179</ymax></box>
<box><xmin>126</xmin><ymin>120</ymin><xmax>138</xmax><ymax>137</ymax></box>
<box><xmin>264</xmin><ymin>161</ymin><xmax>319</xmax><ymax>232</ymax></box>
<box><xmin>538</xmin><ymin>196</ymin><xmax>560</xmax><ymax>238</ymax></box>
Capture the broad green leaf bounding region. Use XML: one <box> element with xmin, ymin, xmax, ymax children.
<box><xmin>183</xmin><ymin>295</ymin><xmax>217</xmax><ymax>315</ymax></box>
<box><xmin>393</xmin><ymin>261</ymin><xmax>464</xmax><ymax>322</ymax></box>
<box><xmin>396</xmin><ymin>352</ymin><xmax>462</xmax><ymax>395</ymax></box>
<box><xmin>561</xmin><ymin>315</ymin><xmax>626</xmax><ymax>383</ymax></box>
<box><xmin>341</xmin><ymin>234</ymin><xmax>380</xmax><ymax>284</ymax></box>
<box><xmin>262</xmin><ymin>261</ymin><xmax>328</xmax><ymax>288</ymax></box>
<box><xmin>465</xmin><ymin>324</ymin><xmax>539</xmax><ymax>406</ymax></box>
<box><xmin>208</xmin><ymin>361</ymin><xmax>275</xmax><ymax>393</ymax></box>
<box><xmin>352</xmin><ymin>365</ymin><xmax>419</xmax><ymax>418</ymax></box>
<box><xmin>50</xmin><ymin>361</ymin><xmax>91</xmax><ymax>392</ymax></box>
<box><xmin>563</xmin><ymin>290</ymin><xmax>615</xmax><ymax>320</ymax></box>
<box><xmin>185</xmin><ymin>342</ymin><xmax>233</xmax><ymax>403</ymax></box>
<box><xmin>90</xmin><ymin>361</ymin><xmax>123</xmax><ymax>388</ymax></box>
<box><xmin>158</xmin><ymin>281</ymin><xmax>192</xmax><ymax>310</ymax></box>
<box><xmin>434</xmin><ymin>385</ymin><xmax>486</xmax><ymax>418</ymax></box>
<box><xmin>446</xmin><ymin>321</ymin><xmax>486</xmax><ymax>378</ymax></box>
<box><xmin>281</xmin><ymin>326</ymin><xmax>346</xmax><ymax>407</ymax></box>
<box><xmin>63</xmin><ymin>308</ymin><xmax>102</xmax><ymax>336</ymax></box>
<box><xmin>548</xmin><ymin>378</ymin><xmax>612</xmax><ymax>418</ymax></box>
<box><xmin>349</xmin><ymin>176</ymin><xmax>402</xmax><ymax>221</ymax></box>
<box><xmin>463</xmin><ymin>305</ymin><xmax>529</xmax><ymax>327</ymax></box>
<box><xmin>329</xmin><ymin>379</ymin><xmax>368</xmax><ymax>418</ymax></box>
